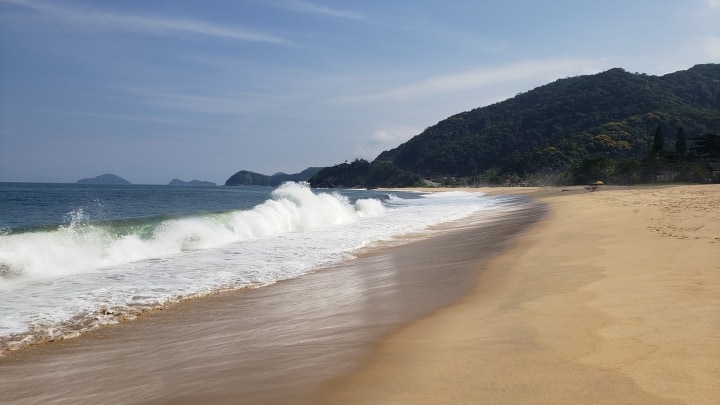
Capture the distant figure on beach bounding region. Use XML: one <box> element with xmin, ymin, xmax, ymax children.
<box><xmin>586</xmin><ymin>180</ymin><xmax>603</xmax><ymax>191</ymax></box>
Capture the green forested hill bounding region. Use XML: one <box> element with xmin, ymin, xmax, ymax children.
<box><xmin>225</xmin><ymin>167</ymin><xmax>323</xmax><ymax>186</ymax></box>
<box><xmin>310</xmin><ymin>64</ymin><xmax>720</xmax><ymax>187</ymax></box>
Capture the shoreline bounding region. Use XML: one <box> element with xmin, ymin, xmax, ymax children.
<box><xmin>0</xmin><ymin>196</ymin><xmax>544</xmax><ymax>404</ymax></box>
<box><xmin>319</xmin><ymin>184</ymin><xmax>720</xmax><ymax>404</ymax></box>
<box><xmin>2</xmin><ymin>184</ymin><xmax>717</xmax><ymax>404</ymax></box>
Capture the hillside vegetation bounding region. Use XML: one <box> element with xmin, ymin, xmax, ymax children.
<box><xmin>310</xmin><ymin>64</ymin><xmax>720</xmax><ymax>187</ymax></box>
<box><xmin>225</xmin><ymin>167</ymin><xmax>323</xmax><ymax>186</ymax></box>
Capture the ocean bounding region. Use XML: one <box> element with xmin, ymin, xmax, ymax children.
<box><xmin>0</xmin><ymin>181</ymin><xmax>528</xmax><ymax>356</ymax></box>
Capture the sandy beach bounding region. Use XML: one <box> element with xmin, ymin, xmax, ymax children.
<box><xmin>320</xmin><ymin>184</ymin><xmax>720</xmax><ymax>404</ymax></box>
<box><xmin>1</xmin><ymin>185</ymin><xmax>717</xmax><ymax>404</ymax></box>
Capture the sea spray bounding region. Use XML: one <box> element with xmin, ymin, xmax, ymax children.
<box><xmin>0</xmin><ymin>182</ymin><xmax>519</xmax><ymax>355</ymax></box>
<box><xmin>0</xmin><ymin>183</ymin><xmax>382</xmax><ymax>284</ymax></box>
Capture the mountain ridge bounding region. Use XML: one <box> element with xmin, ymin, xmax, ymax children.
<box><xmin>310</xmin><ymin>64</ymin><xmax>720</xmax><ymax>187</ymax></box>
<box><xmin>225</xmin><ymin>167</ymin><xmax>323</xmax><ymax>186</ymax></box>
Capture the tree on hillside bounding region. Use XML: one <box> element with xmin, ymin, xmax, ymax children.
<box><xmin>675</xmin><ymin>127</ymin><xmax>687</xmax><ymax>158</ymax></box>
<box><xmin>652</xmin><ymin>126</ymin><xmax>665</xmax><ymax>155</ymax></box>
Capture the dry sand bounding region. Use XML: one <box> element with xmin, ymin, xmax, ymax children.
<box><xmin>319</xmin><ymin>185</ymin><xmax>720</xmax><ymax>404</ymax></box>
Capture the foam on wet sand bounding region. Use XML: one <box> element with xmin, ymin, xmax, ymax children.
<box><xmin>0</xmin><ymin>196</ymin><xmax>543</xmax><ymax>404</ymax></box>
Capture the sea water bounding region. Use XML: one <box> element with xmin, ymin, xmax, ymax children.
<box><xmin>0</xmin><ymin>182</ymin><xmax>524</xmax><ymax>354</ymax></box>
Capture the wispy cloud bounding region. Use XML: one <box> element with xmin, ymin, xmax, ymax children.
<box><xmin>28</xmin><ymin>108</ymin><xmax>193</xmax><ymax>126</ymax></box>
<box><xmin>1</xmin><ymin>0</ymin><xmax>290</xmax><ymax>43</ymax></box>
<box><xmin>280</xmin><ymin>0</ymin><xmax>365</xmax><ymax>21</ymax></box>
<box><xmin>342</xmin><ymin>58</ymin><xmax>608</xmax><ymax>103</ymax></box>
<box><xmin>120</xmin><ymin>86</ymin><xmax>285</xmax><ymax>115</ymax></box>
<box><xmin>354</xmin><ymin>126</ymin><xmax>422</xmax><ymax>159</ymax></box>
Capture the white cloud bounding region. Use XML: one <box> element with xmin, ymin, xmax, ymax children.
<box><xmin>28</xmin><ymin>108</ymin><xmax>192</xmax><ymax>126</ymax></box>
<box><xmin>342</xmin><ymin>58</ymin><xmax>608</xmax><ymax>103</ymax></box>
<box><xmin>354</xmin><ymin>126</ymin><xmax>422</xmax><ymax>159</ymax></box>
<box><xmin>372</xmin><ymin>127</ymin><xmax>420</xmax><ymax>144</ymax></box>
<box><xmin>283</xmin><ymin>0</ymin><xmax>365</xmax><ymax>21</ymax></box>
<box><xmin>124</xmin><ymin>87</ymin><xmax>275</xmax><ymax>115</ymax></box>
<box><xmin>1</xmin><ymin>0</ymin><xmax>289</xmax><ymax>43</ymax></box>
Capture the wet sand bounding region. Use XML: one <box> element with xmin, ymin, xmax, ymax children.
<box><xmin>320</xmin><ymin>185</ymin><xmax>720</xmax><ymax>404</ymax></box>
<box><xmin>0</xmin><ymin>198</ymin><xmax>544</xmax><ymax>404</ymax></box>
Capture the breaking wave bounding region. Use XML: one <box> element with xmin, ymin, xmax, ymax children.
<box><xmin>0</xmin><ymin>182</ymin><xmax>384</xmax><ymax>283</ymax></box>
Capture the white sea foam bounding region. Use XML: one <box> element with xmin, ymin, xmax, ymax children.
<box><xmin>0</xmin><ymin>183</ymin><xmax>519</xmax><ymax>354</ymax></box>
<box><xmin>0</xmin><ymin>183</ymin><xmax>377</xmax><ymax>284</ymax></box>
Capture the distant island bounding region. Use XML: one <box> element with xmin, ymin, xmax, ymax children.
<box><xmin>168</xmin><ymin>179</ymin><xmax>217</xmax><ymax>186</ymax></box>
<box><xmin>225</xmin><ymin>167</ymin><xmax>323</xmax><ymax>186</ymax></box>
<box><xmin>77</xmin><ymin>173</ymin><xmax>131</xmax><ymax>185</ymax></box>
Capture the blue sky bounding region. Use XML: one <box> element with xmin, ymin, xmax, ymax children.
<box><xmin>1</xmin><ymin>0</ymin><xmax>719</xmax><ymax>184</ymax></box>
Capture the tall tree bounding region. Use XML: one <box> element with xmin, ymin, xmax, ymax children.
<box><xmin>652</xmin><ymin>126</ymin><xmax>665</xmax><ymax>154</ymax></box>
<box><xmin>675</xmin><ymin>127</ymin><xmax>687</xmax><ymax>158</ymax></box>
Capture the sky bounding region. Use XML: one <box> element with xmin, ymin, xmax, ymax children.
<box><xmin>1</xmin><ymin>0</ymin><xmax>719</xmax><ymax>184</ymax></box>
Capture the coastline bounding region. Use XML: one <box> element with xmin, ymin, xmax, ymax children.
<box><xmin>319</xmin><ymin>184</ymin><xmax>720</xmax><ymax>404</ymax></box>
<box><xmin>0</xmin><ymin>195</ymin><xmax>543</xmax><ymax>404</ymax></box>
